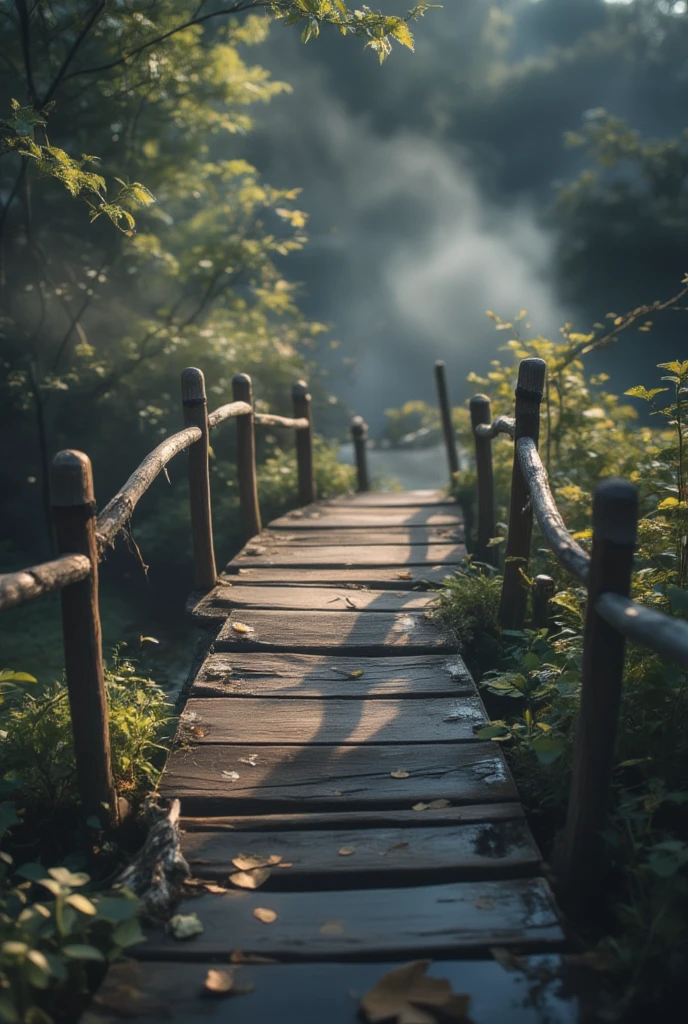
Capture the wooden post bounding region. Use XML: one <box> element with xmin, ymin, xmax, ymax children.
<box><xmin>232</xmin><ymin>373</ymin><xmax>262</xmax><ymax>541</ymax></box>
<box><xmin>181</xmin><ymin>368</ymin><xmax>216</xmax><ymax>591</ymax></box>
<box><xmin>498</xmin><ymin>358</ymin><xmax>546</xmax><ymax>630</ymax></box>
<box><xmin>434</xmin><ymin>360</ymin><xmax>459</xmax><ymax>486</ymax></box>
<box><xmin>51</xmin><ymin>450</ymin><xmax>117</xmax><ymax>827</ymax></box>
<box><xmin>292</xmin><ymin>380</ymin><xmax>316</xmax><ymax>506</ymax></box>
<box><xmin>532</xmin><ymin>574</ymin><xmax>555</xmax><ymax>630</ymax></box>
<box><xmin>556</xmin><ymin>478</ymin><xmax>637</xmax><ymax>894</ymax></box>
<box><xmin>351</xmin><ymin>416</ymin><xmax>369</xmax><ymax>493</ymax></box>
<box><xmin>469</xmin><ymin>394</ymin><xmax>496</xmax><ymax>565</ymax></box>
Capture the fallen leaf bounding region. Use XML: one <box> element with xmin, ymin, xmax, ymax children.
<box><xmin>412</xmin><ymin>802</ymin><xmax>429</xmax><ymax>812</ymax></box>
<box><xmin>229</xmin><ymin>868</ymin><xmax>271</xmax><ymax>890</ymax></box>
<box><xmin>232</xmin><ymin>853</ymin><xmax>282</xmax><ymax>871</ymax></box>
<box><xmin>238</xmin><ymin>755</ymin><xmax>258</xmax><ymax>766</ymax></box>
<box><xmin>390</xmin><ymin>770</ymin><xmax>410</xmax><ymax>779</ymax></box>
<box><xmin>168</xmin><ymin>913</ymin><xmax>203</xmax><ymax>940</ymax></box>
<box><xmin>203</xmin><ymin>884</ymin><xmax>228</xmax><ymax>895</ymax></box>
<box><xmin>474</xmin><ymin>898</ymin><xmax>494</xmax><ymax>910</ymax></box>
<box><xmin>230</xmin><ymin>949</ymin><xmax>279</xmax><ymax>964</ymax></box>
<box><xmin>320</xmin><ymin>920</ymin><xmax>344</xmax><ymax>935</ymax></box>
<box><xmin>221</xmin><ymin>770</ymin><xmax>240</xmax><ymax>780</ymax></box>
<box><xmin>349</xmin><ymin>668</ymin><xmax>364</xmax><ymax>678</ymax></box>
<box><xmin>330</xmin><ymin>667</ymin><xmax>365</xmax><ymax>680</ymax></box>
<box><xmin>338</xmin><ymin>846</ymin><xmax>356</xmax><ymax>856</ymax></box>
<box><xmin>489</xmin><ymin>947</ymin><xmax>528</xmax><ymax>973</ymax></box>
<box><xmin>237</xmin><ymin>568</ymin><xmax>253</xmax><ymax>575</ymax></box>
<box><xmin>388</xmin><ymin>842</ymin><xmax>409</xmax><ymax>852</ymax></box>
<box><xmin>253</xmin><ymin>907</ymin><xmax>277</xmax><ymax>924</ymax></box>
<box><xmin>360</xmin><ymin>961</ymin><xmax>472</xmax><ymax>1024</ymax></box>
<box><xmin>396</xmin><ymin>571</ymin><xmax>413</xmax><ymax>580</ymax></box>
<box><xmin>427</xmin><ymin>799</ymin><xmax>451</xmax><ymax>810</ymax></box>
<box><xmin>333</xmin><ymin>790</ymin><xmax>343</xmax><ymax>796</ymax></box>
<box><xmin>232</xmin><ymin>622</ymin><xmax>254</xmax><ymax>634</ymax></box>
<box><xmin>204</xmin><ymin>969</ymin><xmax>234</xmax><ymax>995</ymax></box>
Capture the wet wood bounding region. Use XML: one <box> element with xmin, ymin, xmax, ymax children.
<box><xmin>89</xmin><ymin>957</ymin><xmax>580</xmax><ymax>1024</ymax></box>
<box><xmin>221</xmin><ymin>565</ymin><xmax>455</xmax><ymax>589</ymax></box>
<box><xmin>232</xmin><ymin>543</ymin><xmax>464</xmax><ymax>569</ymax></box>
<box><xmin>329</xmin><ymin>490</ymin><xmax>456</xmax><ymax>508</ymax></box>
<box><xmin>181</xmin><ymin>695</ymin><xmax>486</xmax><ymax>745</ymax></box>
<box><xmin>180</xmin><ymin>801</ymin><xmax>525</xmax><ymax>832</ymax></box>
<box><xmin>183</xmin><ymin>818</ymin><xmax>541</xmax><ymax>886</ymax></box>
<box><xmin>192</xmin><ymin>586</ymin><xmax>437</xmax><ymax>623</ymax></box>
<box><xmin>139</xmin><ymin>877</ymin><xmax>564</xmax><ymax>960</ymax></box>
<box><xmin>159</xmin><ymin>741</ymin><xmax>515</xmax><ymax>813</ymax></box>
<box><xmin>214</xmin><ymin>609</ymin><xmax>456</xmax><ymax>655</ymax></box>
<box><xmin>270</xmin><ymin>506</ymin><xmax>462</xmax><ymax>529</ymax></box>
<box><xmin>189</xmin><ymin>652</ymin><xmax>475</xmax><ymax>698</ymax></box>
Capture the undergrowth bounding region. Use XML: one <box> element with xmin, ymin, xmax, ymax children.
<box><xmin>432</xmin><ymin>299</ymin><xmax>688</xmax><ymax>1018</ymax></box>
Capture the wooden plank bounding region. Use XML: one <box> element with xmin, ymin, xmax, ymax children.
<box><xmin>183</xmin><ymin>691</ymin><xmax>485</xmax><ymax>747</ymax></box>
<box><xmin>137</xmin><ymin>878</ymin><xmax>564</xmax><ymax>960</ymax></box>
<box><xmin>180</xmin><ymin>802</ymin><xmax>526</xmax><ymax>832</ymax></box>
<box><xmin>221</xmin><ymin>566</ymin><xmax>455</xmax><ymax>589</ymax></box>
<box><xmin>329</xmin><ymin>489</ymin><xmax>456</xmax><ymax>507</ymax></box>
<box><xmin>270</xmin><ymin>507</ymin><xmax>462</xmax><ymax>529</ymax></box>
<box><xmin>89</xmin><ymin>958</ymin><xmax>581</xmax><ymax>1024</ymax></box>
<box><xmin>253</xmin><ymin>526</ymin><xmax>465</xmax><ymax>547</ymax></box>
<box><xmin>190</xmin><ymin>653</ymin><xmax>476</xmax><ymax>699</ymax></box>
<box><xmin>183</xmin><ymin>819</ymin><xmax>542</xmax><ymax>886</ymax></box>
<box><xmin>159</xmin><ymin>741</ymin><xmax>516</xmax><ymax>813</ymax></box>
<box><xmin>181</xmin><ymin>696</ymin><xmax>486</xmax><ymax>745</ymax></box>
<box><xmin>214</xmin><ymin>609</ymin><xmax>456</xmax><ymax>656</ymax></box>
<box><xmin>231</xmin><ymin>543</ymin><xmax>464</xmax><ymax>569</ymax></box>
<box><xmin>192</xmin><ymin>586</ymin><xmax>437</xmax><ymax>623</ymax></box>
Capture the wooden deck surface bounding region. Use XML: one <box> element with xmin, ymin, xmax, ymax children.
<box><xmin>89</xmin><ymin>491</ymin><xmax>575</xmax><ymax>1023</ymax></box>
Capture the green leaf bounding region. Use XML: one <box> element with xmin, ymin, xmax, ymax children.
<box><xmin>48</xmin><ymin>867</ymin><xmax>90</xmax><ymax>887</ymax></box>
<box><xmin>62</xmin><ymin>944</ymin><xmax>105</xmax><ymax>961</ymax></box>
<box><xmin>66</xmin><ymin>893</ymin><xmax>97</xmax><ymax>915</ymax></box>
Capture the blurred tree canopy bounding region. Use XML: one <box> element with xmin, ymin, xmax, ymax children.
<box><xmin>0</xmin><ymin>1</ymin><xmax>430</xmax><ymax>561</ymax></box>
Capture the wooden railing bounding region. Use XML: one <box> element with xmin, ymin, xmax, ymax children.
<box><xmin>462</xmin><ymin>356</ymin><xmax>688</xmax><ymax>893</ymax></box>
<box><xmin>0</xmin><ymin>369</ymin><xmax>319</xmax><ymax>827</ymax></box>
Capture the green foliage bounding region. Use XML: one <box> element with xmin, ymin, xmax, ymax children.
<box><xmin>0</xmin><ymin>649</ymin><xmax>172</xmax><ymax>812</ymax></box>
<box><xmin>0</xmin><ymin>834</ymin><xmax>144</xmax><ymax>1024</ymax></box>
<box><xmin>379</xmin><ymin>400</ymin><xmax>440</xmax><ymax>448</ymax></box>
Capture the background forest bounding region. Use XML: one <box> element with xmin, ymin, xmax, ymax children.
<box><xmin>2</xmin><ymin>0</ymin><xmax>688</xmax><ymax>667</ymax></box>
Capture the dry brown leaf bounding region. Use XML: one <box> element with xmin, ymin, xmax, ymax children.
<box><xmin>229</xmin><ymin>868</ymin><xmax>271</xmax><ymax>890</ymax></box>
<box><xmin>232</xmin><ymin>621</ymin><xmax>254</xmax><ymax>634</ymax></box>
<box><xmin>232</xmin><ymin>853</ymin><xmax>281</xmax><ymax>871</ymax></box>
<box><xmin>320</xmin><ymin>920</ymin><xmax>344</xmax><ymax>936</ymax></box>
<box><xmin>412</xmin><ymin>802</ymin><xmax>429</xmax><ymax>812</ymax></box>
<box><xmin>221</xmin><ymin>770</ymin><xmax>240</xmax><ymax>781</ymax></box>
<box><xmin>204</xmin><ymin>969</ymin><xmax>234</xmax><ymax>995</ymax></box>
<box><xmin>237</xmin><ymin>568</ymin><xmax>253</xmax><ymax>575</ymax></box>
<box><xmin>396</xmin><ymin>571</ymin><xmax>413</xmax><ymax>580</ymax></box>
<box><xmin>390</xmin><ymin>770</ymin><xmax>410</xmax><ymax>779</ymax></box>
<box><xmin>360</xmin><ymin>961</ymin><xmax>472</xmax><ymax>1024</ymax></box>
<box><xmin>427</xmin><ymin>799</ymin><xmax>451</xmax><ymax>810</ymax></box>
<box><xmin>230</xmin><ymin>949</ymin><xmax>278</xmax><ymax>964</ymax></box>
<box><xmin>338</xmin><ymin>846</ymin><xmax>356</xmax><ymax>856</ymax></box>
<box><xmin>253</xmin><ymin>907</ymin><xmax>277</xmax><ymax>924</ymax></box>
<box><xmin>203</xmin><ymin>883</ymin><xmax>228</xmax><ymax>895</ymax></box>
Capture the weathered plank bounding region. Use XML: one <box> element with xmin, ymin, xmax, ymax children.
<box><xmin>232</xmin><ymin>543</ymin><xmax>464</xmax><ymax>569</ymax></box>
<box><xmin>190</xmin><ymin>652</ymin><xmax>475</xmax><ymax>699</ymax></box>
<box><xmin>270</xmin><ymin>507</ymin><xmax>462</xmax><ymax>529</ymax></box>
<box><xmin>181</xmin><ymin>696</ymin><xmax>486</xmax><ymax>746</ymax></box>
<box><xmin>160</xmin><ymin>741</ymin><xmax>515</xmax><ymax>813</ymax></box>
<box><xmin>138</xmin><ymin>878</ymin><xmax>564</xmax><ymax>960</ymax></box>
<box><xmin>183</xmin><ymin>819</ymin><xmax>541</xmax><ymax>886</ymax></box>
<box><xmin>214</xmin><ymin>609</ymin><xmax>456</xmax><ymax>656</ymax></box>
<box><xmin>254</xmin><ymin>526</ymin><xmax>464</xmax><ymax>547</ymax></box>
<box><xmin>180</xmin><ymin>802</ymin><xmax>525</xmax><ymax>832</ymax></box>
<box><xmin>192</xmin><ymin>586</ymin><xmax>437</xmax><ymax>623</ymax></box>
<box><xmin>221</xmin><ymin>566</ymin><xmax>455</xmax><ymax>589</ymax></box>
<box><xmin>329</xmin><ymin>489</ymin><xmax>456</xmax><ymax>507</ymax></box>
<box><xmin>89</xmin><ymin>958</ymin><xmax>582</xmax><ymax>1024</ymax></box>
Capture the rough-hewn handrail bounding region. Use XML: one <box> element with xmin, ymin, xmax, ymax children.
<box><xmin>474</xmin><ymin>416</ymin><xmax>515</xmax><ymax>439</ymax></box>
<box><xmin>596</xmin><ymin>593</ymin><xmax>688</xmax><ymax>669</ymax></box>
<box><xmin>254</xmin><ymin>412</ymin><xmax>309</xmax><ymax>430</ymax></box>
<box><xmin>96</xmin><ymin>425</ymin><xmax>202</xmax><ymax>550</ymax></box>
<box><xmin>0</xmin><ymin>554</ymin><xmax>92</xmax><ymax>612</ymax></box>
<box><xmin>207</xmin><ymin>400</ymin><xmax>252</xmax><ymax>430</ymax></box>
<box><xmin>516</xmin><ymin>437</ymin><xmax>591</xmax><ymax>583</ymax></box>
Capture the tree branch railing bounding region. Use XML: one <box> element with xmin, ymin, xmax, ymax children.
<box><xmin>465</xmin><ymin>356</ymin><xmax>688</xmax><ymax>896</ymax></box>
<box><xmin>0</xmin><ymin>367</ymin><xmax>323</xmax><ymax>828</ymax></box>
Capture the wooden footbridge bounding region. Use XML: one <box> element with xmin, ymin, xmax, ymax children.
<box><xmin>4</xmin><ymin>359</ymin><xmax>688</xmax><ymax>1023</ymax></box>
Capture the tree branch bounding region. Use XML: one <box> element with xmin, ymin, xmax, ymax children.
<box><xmin>40</xmin><ymin>0</ymin><xmax>107</xmax><ymax>107</ymax></box>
